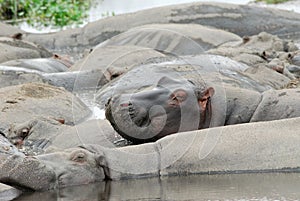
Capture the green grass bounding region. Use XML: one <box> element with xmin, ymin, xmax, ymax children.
<box><xmin>255</xmin><ymin>0</ymin><xmax>290</xmax><ymax>4</ymax></box>
<box><xmin>0</xmin><ymin>0</ymin><xmax>92</xmax><ymax>28</ymax></box>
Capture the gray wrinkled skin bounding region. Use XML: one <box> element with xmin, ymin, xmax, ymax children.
<box><xmin>0</xmin><ymin>82</ymin><xmax>92</xmax><ymax>134</ymax></box>
<box><xmin>23</xmin><ymin>2</ymin><xmax>300</xmax><ymax>57</ymax></box>
<box><xmin>1</xmin><ymin>58</ymin><xmax>69</xmax><ymax>73</ymax></box>
<box><xmin>96</xmin><ymin>54</ymin><xmax>289</xmax><ymax>108</ymax></box>
<box><xmin>0</xmin><ymin>145</ymin><xmax>106</xmax><ymax>190</ymax></box>
<box><xmin>0</xmin><ymin>37</ymin><xmax>52</xmax><ymax>63</ymax></box>
<box><xmin>101</xmin><ymin>54</ymin><xmax>300</xmax><ymax>142</ymax></box>
<box><xmin>6</xmin><ymin>118</ymin><xmax>121</xmax><ymax>156</ymax></box>
<box><xmin>98</xmin><ymin>23</ymin><xmax>242</xmax><ymax>55</ymax></box>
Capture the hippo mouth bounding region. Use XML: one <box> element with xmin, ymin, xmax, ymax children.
<box><xmin>125</xmin><ymin>101</ymin><xmax>151</xmax><ymax>127</ymax></box>
<box><xmin>105</xmin><ymin>97</ymin><xmax>167</xmax><ymax>143</ymax></box>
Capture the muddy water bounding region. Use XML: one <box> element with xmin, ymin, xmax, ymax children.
<box><xmin>14</xmin><ymin>173</ymin><xmax>300</xmax><ymax>200</ymax></box>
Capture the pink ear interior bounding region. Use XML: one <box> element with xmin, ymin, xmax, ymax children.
<box><xmin>198</xmin><ymin>87</ymin><xmax>214</xmax><ymax>110</ymax></box>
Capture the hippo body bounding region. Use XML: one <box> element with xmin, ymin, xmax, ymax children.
<box><xmin>0</xmin><ymin>58</ymin><xmax>69</xmax><ymax>73</ymax></box>
<box><xmin>2</xmin><ymin>117</ymin><xmax>300</xmax><ymax>191</ymax></box>
<box><xmin>0</xmin><ymin>82</ymin><xmax>92</xmax><ymax>135</ymax></box>
<box><xmin>0</xmin><ymin>37</ymin><xmax>51</xmax><ymax>63</ymax></box>
<box><xmin>23</xmin><ymin>3</ymin><xmax>300</xmax><ymax>56</ymax></box>
<box><xmin>97</xmin><ymin>54</ymin><xmax>289</xmax><ymax>108</ymax></box>
<box><xmin>70</xmin><ymin>45</ymin><xmax>165</xmax><ymax>75</ymax></box>
<box><xmin>98</xmin><ymin>23</ymin><xmax>242</xmax><ymax>55</ymax></box>
<box><xmin>6</xmin><ymin>118</ymin><xmax>122</xmax><ymax>156</ymax></box>
<box><xmin>0</xmin><ymin>66</ymin><xmax>109</xmax><ymax>92</ymax></box>
<box><xmin>0</xmin><ymin>145</ymin><xmax>106</xmax><ymax>191</ymax></box>
<box><xmin>102</xmin><ymin>55</ymin><xmax>299</xmax><ymax>143</ymax></box>
<box><xmin>105</xmin><ymin>75</ymin><xmax>300</xmax><ymax>143</ymax></box>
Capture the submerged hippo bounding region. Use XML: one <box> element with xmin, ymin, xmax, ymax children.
<box><xmin>0</xmin><ymin>145</ymin><xmax>107</xmax><ymax>191</ymax></box>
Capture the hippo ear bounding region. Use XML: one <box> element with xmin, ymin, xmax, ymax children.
<box><xmin>157</xmin><ymin>76</ymin><xmax>181</xmax><ymax>87</ymax></box>
<box><xmin>198</xmin><ymin>87</ymin><xmax>215</xmax><ymax>111</ymax></box>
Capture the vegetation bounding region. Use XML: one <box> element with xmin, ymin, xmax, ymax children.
<box><xmin>0</xmin><ymin>0</ymin><xmax>92</xmax><ymax>28</ymax></box>
<box><xmin>255</xmin><ymin>0</ymin><xmax>290</xmax><ymax>4</ymax></box>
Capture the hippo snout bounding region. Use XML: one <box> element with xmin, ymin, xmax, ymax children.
<box><xmin>36</xmin><ymin>148</ymin><xmax>106</xmax><ymax>188</ymax></box>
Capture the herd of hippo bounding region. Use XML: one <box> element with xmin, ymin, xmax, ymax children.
<box><xmin>1</xmin><ymin>1</ymin><xmax>300</xmax><ymax>199</ymax></box>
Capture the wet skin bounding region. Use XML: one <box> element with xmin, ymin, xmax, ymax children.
<box><xmin>105</xmin><ymin>76</ymin><xmax>214</xmax><ymax>144</ymax></box>
<box><xmin>0</xmin><ymin>146</ymin><xmax>107</xmax><ymax>190</ymax></box>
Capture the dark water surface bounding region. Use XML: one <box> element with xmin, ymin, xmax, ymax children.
<box><xmin>14</xmin><ymin>173</ymin><xmax>300</xmax><ymax>200</ymax></box>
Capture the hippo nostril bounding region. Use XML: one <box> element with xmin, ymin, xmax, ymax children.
<box><xmin>105</xmin><ymin>98</ymin><xmax>112</xmax><ymax>107</ymax></box>
<box><xmin>120</xmin><ymin>101</ymin><xmax>133</xmax><ymax>108</ymax></box>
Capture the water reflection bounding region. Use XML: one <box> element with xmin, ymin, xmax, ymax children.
<box><xmin>15</xmin><ymin>173</ymin><xmax>300</xmax><ymax>201</ymax></box>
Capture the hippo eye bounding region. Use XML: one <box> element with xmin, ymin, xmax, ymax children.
<box><xmin>20</xmin><ymin>128</ymin><xmax>29</xmax><ymax>138</ymax></box>
<box><xmin>71</xmin><ymin>152</ymin><xmax>87</xmax><ymax>163</ymax></box>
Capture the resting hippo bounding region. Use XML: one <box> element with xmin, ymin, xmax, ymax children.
<box><xmin>100</xmin><ymin>54</ymin><xmax>297</xmax><ymax>143</ymax></box>
<box><xmin>208</xmin><ymin>32</ymin><xmax>298</xmax><ymax>65</ymax></box>
<box><xmin>0</xmin><ymin>54</ymin><xmax>72</xmax><ymax>73</ymax></box>
<box><xmin>0</xmin><ymin>145</ymin><xmax>107</xmax><ymax>191</ymax></box>
<box><xmin>23</xmin><ymin>2</ymin><xmax>300</xmax><ymax>57</ymax></box>
<box><xmin>1</xmin><ymin>117</ymin><xmax>300</xmax><ymax>191</ymax></box>
<box><xmin>96</xmin><ymin>54</ymin><xmax>290</xmax><ymax>108</ymax></box>
<box><xmin>0</xmin><ymin>66</ymin><xmax>108</xmax><ymax>92</ymax></box>
<box><xmin>70</xmin><ymin>45</ymin><xmax>166</xmax><ymax>81</ymax></box>
<box><xmin>105</xmin><ymin>73</ymin><xmax>300</xmax><ymax>143</ymax></box>
<box><xmin>5</xmin><ymin>118</ymin><xmax>124</xmax><ymax>156</ymax></box>
<box><xmin>0</xmin><ymin>44</ymin><xmax>165</xmax><ymax>91</ymax></box>
<box><xmin>208</xmin><ymin>32</ymin><xmax>299</xmax><ymax>79</ymax></box>
<box><xmin>0</xmin><ymin>36</ymin><xmax>51</xmax><ymax>63</ymax></box>
<box><xmin>0</xmin><ymin>82</ymin><xmax>92</xmax><ymax>135</ymax></box>
<box><xmin>98</xmin><ymin>23</ymin><xmax>242</xmax><ymax>55</ymax></box>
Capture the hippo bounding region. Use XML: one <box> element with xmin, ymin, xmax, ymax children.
<box><xmin>5</xmin><ymin>118</ymin><xmax>124</xmax><ymax>156</ymax></box>
<box><xmin>22</xmin><ymin>2</ymin><xmax>300</xmax><ymax>57</ymax></box>
<box><xmin>105</xmin><ymin>73</ymin><xmax>300</xmax><ymax>143</ymax></box>
<box><xmin>207</xmin><ymin>32</ymin><xmax>299</xmax><ymax>78</ymax></box>
<box><xmin>0</xmin><ymin>54</ymin><xmax>72</xmax><ymax>73</ymax></box>
<box><xmin>0</xmin><ymin>82</ymin><xmax>92</xmax><ymax>135</ymax></box>
<box><xmin>101</xmin><ymin>54</ymin><xmax>299</xmax><ymax>143</ymax></box>
<box><xmin>0</xmin><ymin>65</ymin><xmax>108</xmax><ymax>93</ymax></box>
<box><xmin>0</xmin><ymin>145</ymin><xmax>107</xmax><ymax>191</ymax></box>
<box><xmin>1</xmin><ymin>117</ymin><xmax>300</xmax><ymax>191</ymax></box>
<box><xmin>96</xmin><ymin>54</ymin><xmax>290</xmax><ymax>108</ymax></box>
<box><xmin>0</xmin><ymin>44</ymin><xmax>165</xmax><ymax>92</ymax></box>
<box><xmin>69</xmin><ymin>45</ymin><xmax>166</xmax><ymax>83</ymax></box>
<box><xmin>0</xmin><ymin>36</ymin><xmax>52</xmax><ymax>63</ymax></box>
<box><xmin>97</xmin><ymin>23</ymin><xmax>242</xmax><ymax>55</ymax></box>
<box><xmin>208</xmin><ymin>32</ymin><xmax>298</xmax><ymax>66</ymax></box>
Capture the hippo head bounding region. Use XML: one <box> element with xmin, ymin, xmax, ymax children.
<box><xmin>36</xmin><ymin>147</ymin><xmax>107</xmax><ymax>189</ymax></box>
<box><xmin>0</xmin><ymin>146</ymin><xmax>107</xmax><ymax>191</ymax></box>
<box><xmin>105</xmin><ymin>76</ymin><xmax>214</xmax><ymax>143</ymax></box>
